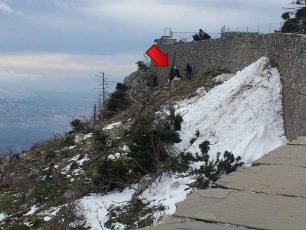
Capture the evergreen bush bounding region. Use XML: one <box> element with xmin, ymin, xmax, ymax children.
<box><xmin>103</xmin><ymin>83</ymin><xmax>130</xmax><ymax>118</ymax></box>
<box><xmin>199</xmin><ymin>140</ymin><xmax>210</xmax><ymax>154</ymax></box>
<box><xmin>127</xmin><ymin>125</ymin><xmax>180</xmax><ymax>175</ymax></box>
<box><xmin>136</xmin><ymin>60</ymin><xmax>150</xmax><ymax>71</ymax></box>
<box><xmin>105</xmin><ymin>198</ymin><xmax>165</xmax><ymax>229</ymax></box>
<box><xmin>173</xmin><ymin>114</ymin><xmax>183</xmax><ymax>131</ymax></box>
<box><xmin>189</xmin><ymin>129</ymin><xmax>200</xmax><ymax>145</ymax></box>
<box><xmin>70</xmin><ymin>119</ymin><xmax>84</xmax><ymax>133</ymax></box>
<box><xmin>93</xmin><ymin>129</ymin><xmax>108</xmax><ymax>151</ymax></box>
<box><xmin>186</xmin><ymin>141</ymin><xmax>243</xmax><ymax>189</ymax></box>
<box><xmin>116</xmin><ymin>82</ymin><xmax>129</xmax><ymax>91</ymax></box>
<box><xmin>93</xmin><ymin>158</ymin><xmax>131</xmax><ymax>192</ymax></box>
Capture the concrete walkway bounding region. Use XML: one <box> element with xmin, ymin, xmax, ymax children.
<box><xmin>142</xmin><ymin>136</ymin><xmax>306</xmax><ymax>230</ymax></box>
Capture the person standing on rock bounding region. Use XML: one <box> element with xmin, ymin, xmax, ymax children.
<box><xmin>184</xmin><ymin>63</ymin><xmax>192</xmax><ymax>80</ymax></box>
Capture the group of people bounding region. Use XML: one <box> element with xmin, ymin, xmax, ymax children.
<box><xmin>193</xmin><ymin>29</ymin><xmax>211</xmax><ymax>41</ymax></box>
<box><xmin>168</xmin><ymin>63</ymin><xmax>192</xmax><ymax>82</ymax></box>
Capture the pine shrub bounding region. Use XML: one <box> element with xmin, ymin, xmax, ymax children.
<box><xmin>173</xmin><ymin>114</ymin><xmax>183</xmax><ymax>131</ymax></box>
<box><xmin>189</xmin><ymin>129</ymin><xmax>200</xmax><ymax>145</ymax></box>
<box><xmin>187</xmin><ymin>141</ymin><xmax>243</xmax><ymax>189</ymax></box>
<box><xmin>127</xmin><ymin>125</ymin><xmax>180</xmax><ymax>175</ymax></box>
<box><xmin>103</xmin><ymin>83</ymin><xmax>130</xmax><ymax>118</ymax></box>
<box><xmin>70</xmin><ymin>119</ymin><xmax>84</xmax><ymax>132</ymax></box>
<box><xmin>93</xmin><ymin>158</ymin><xmax>131</xmax><ymax>192</ymax></box>
<box><xmin>105</xmin><ymin>198</ymin><xmax>165</xmax><ymax>229</ymax></box>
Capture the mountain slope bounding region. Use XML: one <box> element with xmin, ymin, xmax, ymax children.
<box><xmin>0</xmin><ymin>57</ymin><xmax>286</xmax><ymax>229</ymax></box>
<box><xmin>79</xmin><ymin>57</ymin><xmax>286</xmax><ymax>229</ymax></box>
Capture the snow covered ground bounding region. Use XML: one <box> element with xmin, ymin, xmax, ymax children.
<box><xmin>80</xmin><ymin>57</ymin><xmax>287</xmax><ymax>229</ymax></box>
<box><xmin>175</xmin><ymin>57</ymin><xmax>287</xmax><ymax>164</ymax></box>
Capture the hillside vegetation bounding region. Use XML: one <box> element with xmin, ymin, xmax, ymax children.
<box><xmin>0</xmin><ymin>57</ymin><xmax>286</xmax><ymax>229</ymax></box>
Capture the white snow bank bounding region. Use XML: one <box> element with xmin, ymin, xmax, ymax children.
<box><xmin>175</xmin><ymin>57</ymin><xmax>287</xmax><ymax>164</ymax></box>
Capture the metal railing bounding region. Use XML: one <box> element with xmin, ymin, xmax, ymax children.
<box><xmin>221</xmin><ymin>22</ymin><xmax>283</xmax><ymax>37</ymax></box>
<box><xmin>165</xmin><ymin>22</ymin><xmax>283</xmax><ymax>42</ymax></box>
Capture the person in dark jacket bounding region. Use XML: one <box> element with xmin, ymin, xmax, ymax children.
<box><xmin>174</xmin><ymin>66</ymin><xmax>182</xmax><ymax>78</ymax></box>
<box><xmin>199</xmin><ymin>29</ymin><xmax>212</xmax><ymax>40</ymax></box>
<box><xmin>193</xmin><ymin>34</ymin><xmax>200</xmax><ymax>41</ymax></box>
<box><xmin>184</xmin><ymin>63</ymin><xmax>192</xmax><ymax>80</ymax></box>
<box><xmin>168</xmin><ymin>67</ymin><xmax>175</xmax><ymax>82</ymax></box>
<box><xmin>199</xmin><ymin>29</ymin><xmax>205</xmax><ymax>40</ymax></box>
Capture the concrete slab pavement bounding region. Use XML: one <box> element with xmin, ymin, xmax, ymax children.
<box><xmin>174</xmin><ymin>189</ymin><xmax>306</xmax><ymax>230</ymax></box>
<box><xmin>139</xmin><ymin>137</ymin><xmax>306</xmax><ymax>230</ymax></box>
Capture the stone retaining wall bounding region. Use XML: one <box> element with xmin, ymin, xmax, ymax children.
<box><xmin>150</xmin><ymin>34</ymin><xmax>306</xmax><ymax>140</ymax></box>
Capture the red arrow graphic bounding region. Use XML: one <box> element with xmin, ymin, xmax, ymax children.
<box><xmin>146</xmin><ymin>45</ymin><xmax>169</xmax><ymax>67</ymax></box>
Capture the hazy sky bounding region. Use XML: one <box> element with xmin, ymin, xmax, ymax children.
<box><xmin>0</xmin><ymin>0</ymin><xmax>290</xmax><ymax>87</ymax></box>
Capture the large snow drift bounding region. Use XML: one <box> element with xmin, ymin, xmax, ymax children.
<box><xmin>175</xmin><ymin>57</ymin><xmax>287</xmax><ymax>164</ymax></box>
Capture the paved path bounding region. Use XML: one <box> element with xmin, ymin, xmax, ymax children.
<box><xmin>142</xmin><ymin>136</ymin><xmax>306</xmax><ymax>230</ymax></box>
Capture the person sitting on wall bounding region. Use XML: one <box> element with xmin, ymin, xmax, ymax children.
<box><xmin>199</xmin><ymin>29</ymin><xmax>205</xmax><ymax>40</ymax></box>
<box><xmin>184</xmin><ymin>63</ymin><xmax>193</xmax><ymax>80</ymax></box>
<box><xmin>199</xmin><ymin>29</ymin><xmax>212</xmax><ymax>40</ymax></box>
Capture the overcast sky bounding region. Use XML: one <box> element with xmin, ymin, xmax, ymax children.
<box><xmin>0</xmin><ymin>0</ymin><xmax>290</xmax><ymax>89</ymax></box>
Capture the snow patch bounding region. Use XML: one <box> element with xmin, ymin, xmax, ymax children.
<box><xmin>107</xmin><ymin>155</ymin><xmax>116</xmax><ymax>160</ymax></box>
<box><xmin>103</xmin><ymin>122</ymin><xmax>122</xmax><ymax>130</ymax></box>
<box><xmin>74</xmin><ymin>133</ymin><xmax>93</xmax><ymax>144</ymax></box>
<box><xmin>121</xmin><ymin>144</ymin><xmax>129</xmax><ymax>152</ymax></box>
<box><xmin>214</xmin><ymin>73</ymin><xmax>234</xmax><ymax>82</ymax></box>
<box><xmin>140</xmin><ymin>174</ymin><xmax>191</xmax><ymax>215</ymax></box>
<box><xmin>0</xmin><ymin>213</ymin><xmax>6</xmax><ymax>221</ymax></box>
<box><xmin>79</xmin><ymin>189</ymin><xmax>134</xmax><ymax>230</ymax></box>
<box><xmin>25</xmin><ymin>205</ymin><xmax>39</xmax><ymax>216</ymax></box>
<box><xmin>39</xmin><ymin>206</ymin><xmax>62</xmax><ymax>222</ymax></box>
<box><xmin>67</xmin><ymin>145</ymin><xmax>76</xmax><ymax>150</ymax></box>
